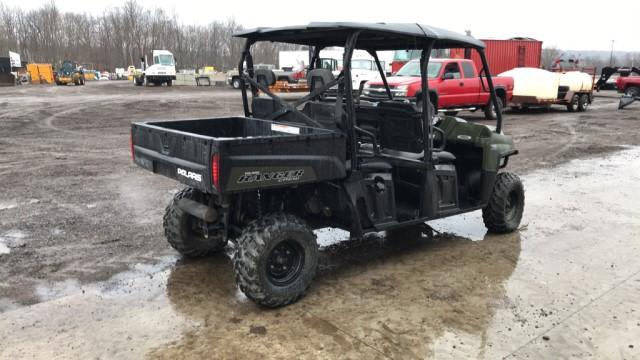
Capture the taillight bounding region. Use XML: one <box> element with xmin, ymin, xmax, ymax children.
<box><xmin>129</xmin><ymin>132</ymin><xmax>135</xmax><ymax>161</ymax></box>
<box><xmin>211</xmin><ymin>153</ymin><xmax>220</xmax><ymax>189</ymax></box>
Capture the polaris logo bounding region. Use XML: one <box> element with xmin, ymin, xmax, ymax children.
<box><xmin>237</xmin><ymin>169</ymin><xmax>304</xmax><ymax>184</ymax></box>
<box><xmin>177</xmin><ymin>168</ymin><xmax>202</xmax><ymax>182</ymax></box>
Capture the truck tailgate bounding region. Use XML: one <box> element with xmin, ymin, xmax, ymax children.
<box><xmin>132</xmin><ymin>122</ymin><xmax>214</xmax><ymax>193</ymax></box>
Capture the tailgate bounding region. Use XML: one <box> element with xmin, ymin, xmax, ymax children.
<box><xmin>131</xmin><ymin>123</ymin><xmax>214</xmax><ymax>193</ymax></box>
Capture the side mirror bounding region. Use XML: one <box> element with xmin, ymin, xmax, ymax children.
<box><xmin>443</xmin><ymin>73</ymin><xmax>455</xmax><ymax>80</ymax></box>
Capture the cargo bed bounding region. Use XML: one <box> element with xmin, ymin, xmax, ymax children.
<box><xmin>131</xmin><ymin>117</ymin><xmax>347</xmax><ymax>194</ymax></box>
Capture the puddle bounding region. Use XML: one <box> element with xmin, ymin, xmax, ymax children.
<box><xmin>2</xmin><ymin>148</ymin><xmax>640</xmax><ymax>359</ymax></box>
<box><xmin>34</xmin><ymin>255</ymin><xmax>177</xmax><ymax>303</ymax></box>
<box><xmin>429</xmin><ymin>211</ymin><xmax>487</xmax><ymax>241</ymax></box>
<box><xmin>0</xmin><ymin>229</ymin><xmax>27</xmax><ymax>254</ymax></box>
<box><xmin>0</xmin><ymin>201</ymin><xmax>18</xmax><ymax>210</ymax></box>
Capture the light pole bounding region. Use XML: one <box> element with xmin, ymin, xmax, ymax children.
<box><xmin>609</xmin><ymin>40</ymin><xmax>615</xmax><ymax>66</ymax></box>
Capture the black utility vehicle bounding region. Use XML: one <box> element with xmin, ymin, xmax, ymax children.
<box><xmin>130</xmin><ymin>22</ymin><xmax>525</xmax><ymax>307</ymax></box>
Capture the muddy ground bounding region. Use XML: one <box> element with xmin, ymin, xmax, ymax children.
<box><xmin>0</xmin><ymin>82</ymin><xmax>639</xmax><ymax>358</ymax></box>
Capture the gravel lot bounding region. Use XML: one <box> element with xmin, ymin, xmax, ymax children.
<box><xmin>0</xmin><ymin>82</ymin><xmax>639</xmax><ymax>358</ymax></box>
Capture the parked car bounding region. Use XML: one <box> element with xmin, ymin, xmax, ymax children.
<box><xmin>363</xmin><ymin>58</ymin><xmax>514</xmax><ymax>119</ymax></box>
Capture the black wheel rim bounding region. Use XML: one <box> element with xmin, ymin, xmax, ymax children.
<box><xmin>266</xmin><ymin>240</ymin><xmax>304</xmax><ymax>286</ymax></box>
<box><xmin>505</xmin><ymin>190</ymin><xmax>521</xmax><ymax>221</ymax></box>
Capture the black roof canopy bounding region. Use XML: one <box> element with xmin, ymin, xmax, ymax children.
<box><xmin>235</xmin><ymin>22</ymin><xmax>485</xmax><ymax>50</ymax></box>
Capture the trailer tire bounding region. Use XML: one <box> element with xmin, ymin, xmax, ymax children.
<box><xmin>233</xmin><ymin>213</ymin><xmax>318</xmax><ymax>308</ymax></box>
<box><xmin>567</xmin><ymin>94</ymin><xmax>579</xmax><ymax>112</ymax></box>
<box><xmin>167</xmin><ymin>80</ymin><xmax>172</xmax><ymax>87</ymax></box>
<box><xmin>625</xmin><ymin>86</ymin><xmax>640</xmax><ymax>98</ymax></box>
<box><xmin>577</xmin><ymin>94</ymin><xmax>589</xmax><ymax>112</ymax></box>
<box><xmin>163</xmin><ymin>188</ymin><xmax>227</xmax><ymax>258</ymax></box>
<box><xmin>482</xmin><ymin>172</ymin><xmax>525</xmax><ymax>233</ymax></box>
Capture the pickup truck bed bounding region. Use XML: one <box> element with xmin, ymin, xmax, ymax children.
<box><xmin>131</xmin><ymin>117</ymin><xmax>347</xmax><ymax>194</ymax></box>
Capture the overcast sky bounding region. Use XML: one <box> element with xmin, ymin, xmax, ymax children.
<box><xmin>2</xmin><ymin>0</ymin><xmax>638</xmax><ymax>52</ymax></box>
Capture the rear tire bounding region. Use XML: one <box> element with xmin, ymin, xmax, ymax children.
<box><xmin>484</xmin><ymin>96</ymin><xmax>504</xmax><ymax>120</ymax></box>
<box><xmin>626</xmin><ymin>86</ymin><xmax>640</xmax><ymax>97</ymax></box>
<box><xmin>167</xmin><ymin>80</ymin><xmax>172</xmax><ymax>86</ymax></box>
<box><xmin>577</xmin><ymin>94</ymin><xmax>589</xmax><ymax>112</ymax></box>
<box><xmin>566</xmin><ymin>94</ymin><xmax>579</xmax><ymax>112</ymax></box>
<box><xmin>482</xmin><ymin>172</ymin><xmax>525</xmax><ymax>233</ymax></box>
<box><xmin>444</xmin><ymin>111</ymin><xmax>459</xmax><ymax>116</ymax></box>
<box><xmin>233</xmin><ymin>213</ymin><xmax>318</xmax><ymax>308</ymax></box>
<box><xmin>163</xmin><ymin>188</ymin><xmax>226</xmax><ymax>257</ymax></box>
<box><xmin>416</xmin><ymin>98</ymin><xmax>436</xmax><ymax>123</ymax></box>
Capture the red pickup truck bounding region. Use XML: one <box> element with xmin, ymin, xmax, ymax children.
<box><xmin>362</xmin><ymin>58</ymin><xmax>514</xmax><ymax>120</ymax></box>
<box><xmin>616</xmin><ymin>76</ymin><xmax>640</xmax><ymax>97</ymax></box>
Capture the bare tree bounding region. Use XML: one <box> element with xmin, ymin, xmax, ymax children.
<box><xmin>0</xmin><ymin>1</ymin><xmax>301</xmax><ymax>71</ymax></box>
<box><xmin>541</xmin><ymin>46</ymin><xmax>561</xmax><ymax>69</ymax></box>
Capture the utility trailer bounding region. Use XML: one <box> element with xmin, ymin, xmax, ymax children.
<box><xmin>131</xmin><ymin>22</ymin><xmax>525</xmax><ymax>308</ymax></box>
<box><xmin>500</xmin><ymin>67</ymin><xmax>595</xmax><ymax>112</ymax></box>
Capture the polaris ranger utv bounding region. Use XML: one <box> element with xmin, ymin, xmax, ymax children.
<box><xmin>130</xmin><ymin>23</ymin><xmax>525</xmax><ymax>308</ymax></box>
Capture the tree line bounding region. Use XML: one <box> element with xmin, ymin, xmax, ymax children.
<box><xmin>0</xmin><ymin>0</ymin><xmax>300</xmax><ymax>71</ymax></box>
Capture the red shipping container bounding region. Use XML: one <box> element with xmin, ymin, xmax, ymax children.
<box><xmin>450</xmin><ymin>38</ymin><xmax>542</xmax><ymax>75</ymax></box>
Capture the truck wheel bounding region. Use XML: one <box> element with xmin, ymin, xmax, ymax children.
<box><xmin>232</xmin><ymin>77</ymin><xmax>241</xmax><ymax>89</ymax></box>
<box><xmin>167</xmin><ymin>80</ymin><xmax>172</xmax><ymax>87</ymax></box>
<box><xmin>484</xmin><ymin>97</ymin><xmax>504</xmax><ymax>120</ymax></box>
<box><xmin>577</xmin><ymin>94</ymin><xmax>589</xmax><ymax>112</ymax></box>
<box><xmin>163</xmin><ymin>188</ymin><xmax>227</xmax><ymax>257</ymax></box>
<box><xmin>566</xmin><ymin>94</ymin><xmax>579</xmax><ymax>112</ymax></box>
<box><xmin>233</xmin><ymin>213</ymin><xmax>318</xmax><ymax>308</ymax></box>
<box><xmin>444</xmin><ymin>111</ymin><xmax>459</xmax><ymax>116</ymax></box>
<box><xmin>626</xmin><ymin>86</ymin><xmax>640</xmax><ymax>97</ymax></box>
<box><xmin>416</xmin><ymin>99</ymin><xmax>436</xmax><ymax>123</ymax></box>
<box><xmin>482</xmin><ymin>172</ymin><xmax>525</xmax><ymax>233</ymax></box>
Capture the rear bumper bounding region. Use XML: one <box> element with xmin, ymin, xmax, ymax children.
<box><xmin>133</xmin><ymin>146</ymin><xmax>213</xmax><ymax>193</ymax></box>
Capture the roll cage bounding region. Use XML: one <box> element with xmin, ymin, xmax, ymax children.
<box><xmin>233</xmin><ymin>22</ymin><xmax>503</xmax><ymax>172</ymax></box>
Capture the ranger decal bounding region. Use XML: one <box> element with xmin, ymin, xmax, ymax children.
<box><xmin>237</xmin><ymin>169</ymin><xmax>304</xmax><ymax>184</ymax></box>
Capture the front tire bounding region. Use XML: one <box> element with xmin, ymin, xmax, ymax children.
<box><xmin>163</xmin><ymin>188</ymin><xmax>226</xmax><ymax>257</ymax></box>
<box><xmin>232</xmin><ymin>77</ymin><xmax>241</xmax><ymax>89</ymax></box>
<box><xmin>233</xmin><ymin>213</ymin><xmax>318</xmax><ymax>308</ymax></box>
<box><xmin>482</xmin><ymin>172</ymin><xmax>525</xmax><ymax>233</ymax></box>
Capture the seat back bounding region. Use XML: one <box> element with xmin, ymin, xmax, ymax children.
<box><xmin>254</xmin><ymin>69</ymin><xmax>276</xmax><ymax>88</ymax></box>
<box><xmin>252</xmin><ymin>98</ymin><xmax>279</xmax><ymax>119</ymax></box>
<box><xmin>377</xmin><ymin>102</ymin><xmax>423</xmax><ymax>153</ymax></box>
<box><xmin>306</xmin><ymin>69</ymin><xmax>335</xmax><ymax>93</ymax></box>
<box><xmin>302</xmin><ymin>101</ymin><xmax>344</xmax><ymax>131</ymax></box>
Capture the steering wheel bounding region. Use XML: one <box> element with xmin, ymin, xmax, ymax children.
<box><xmin>432</xmin><ymin>126</ymin><xmax>446</xmax><ymax>151</ymax></box>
